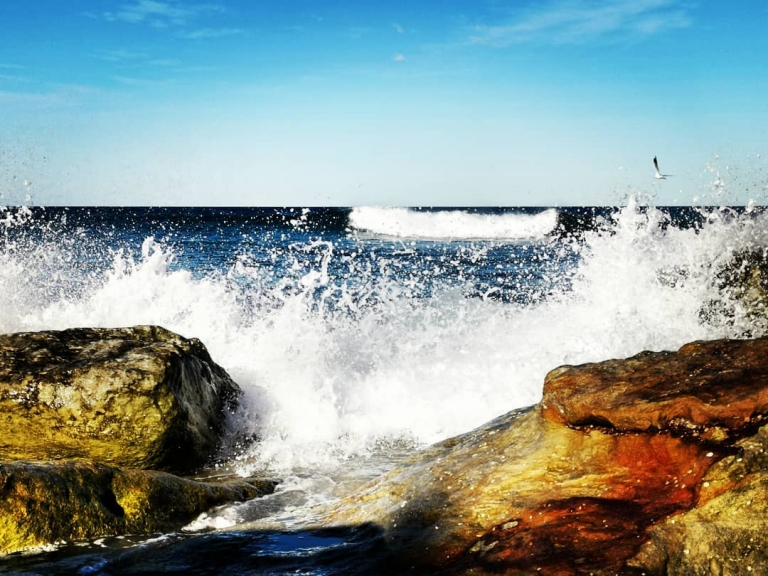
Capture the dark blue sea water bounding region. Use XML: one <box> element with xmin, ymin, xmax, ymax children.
<box><xmin>0</xmin><ymin>202</ymin><xmax>766</xmax><ymax>574</ymax></box>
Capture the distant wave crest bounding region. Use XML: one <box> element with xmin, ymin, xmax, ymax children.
<box><xmin>348</xmin><ymin>207</ymin><xmax>558</xmax><ymax>240</ymax></box>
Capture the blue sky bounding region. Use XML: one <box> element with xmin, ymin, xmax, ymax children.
<box><xmin>1</xmin><ymin>0</ymin><xmax>767</xmax><ymax>206</ymax></box>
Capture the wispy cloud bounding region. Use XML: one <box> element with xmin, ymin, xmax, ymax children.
<box><xmin>111</xmin><ymin>75</ymin><xmax>176</xmax><ymax>88</ymax></box>
<box><xmin>0</xmin><ymin>65</ymin><xmax>28</xmax><ymax>83</ymax></box>
<box><xmin>148</xmin><ymin>58</ymin><xmax>182</xmax><ymax>67</ymax></box>
<box><xmin>94</xmin><ymin>49</ymin><xmax>151</xmax><ymax>62</ymax></box>
<box><xmin>392</xmin><ymin>23</ymin><xmax>405</xmax><ymax>34</ymax></box>
<box><xmin>0</xmin><ymin>91</ymin><xmax>61</xmax><ymax>106</ymax></box>
<box><xmin>470</xmin><ymin>0</ymin><xmax>692</xmax><ymax>46</ymax></box>
<box><xmin>0</xmin><ymin>65</ymin><xmax>34</xmax><ymax>89</ymax></box>
<box><xmin>393</xmin><ymin>54</ymin><xmax>407</xmax><ymax>62</ymax></box>
<box><xmin>0</xmin><ymin>84</ymin><xmax>99</xmax><ymax>108</ymax></box>
<box><xmin>103</xmin><ymin>1</ymin><xmax>225</xmax><ymax>28</ymax></box>
<box><xmin>178</xmin><ymin>27</ymin><xmax>244</xmax><ymax>40</ymax></box>
<box><xmin>0</xmin><ymin>73</ymin><xmax>29</xmax><ymax>83</ymax></box>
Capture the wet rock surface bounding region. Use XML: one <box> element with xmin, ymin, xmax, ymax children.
<box><xmin>0</xmin><ymin>459</ymin><xmax>276</xmax><ymax>555</ymax></box>
<box><xmin>0</xmin><ymin>325</ymin><xmax>241</xmax><ymax>473</ymax></box>
<box><xmin>326</xmin><ymin>409</ymin><xmax>718</xmax><ymax>575</ymax></box>
<box><xmin>703</xmin><ymin>248</ymin><xmax>768</xmax><ymax>337</ymax></box>
<box><xmin>541</xmin><ymin>337</ymin><xmax>768</xmax><ymax>442</ymax></box>
<box><xmin>0</xmin><ymin>325</ymin><xmax>279</xmax><ymax>557</ymax></box>
<box><xmin>324</xmin><ymin>336</ymin><xmax>768</xmax><ymax>575</ymax></box>
<box><xmin>628</xmin><ymin>423</ymin><xmax>768</xmax><ymax>574</ymax></box>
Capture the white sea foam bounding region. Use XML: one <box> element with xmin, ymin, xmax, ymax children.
<box><xmin>348</xmin><ymin>206</ymin><xmax>558</xmax><ymax>240</ymax></box>
<box><xmin>0</xmin><ymin>203</ymin><xmax>766</xmax><ymax>482</ymax></box>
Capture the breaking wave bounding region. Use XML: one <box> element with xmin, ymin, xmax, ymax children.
<box><xmin>348</xmin><ymin>206</ymin><xmax>558</xmax><ymax>240</ymax></box>
<box><xmin>0</xmin><ymin>202</ymin><xmax>767</xmax><ymax>478</ymax></box>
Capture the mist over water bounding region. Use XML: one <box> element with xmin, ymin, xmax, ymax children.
<box><xmin>1</xmin><ymin>203</ymin><xmax>767</xmax><ymax>486</ymax></box>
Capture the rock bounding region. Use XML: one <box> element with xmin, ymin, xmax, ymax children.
<box><xmin>322</xmin><ymin>337</ymin><xmax>768</xmax><ymax>575</ymax></box>
<box><xmin>0</xmin><ymin>459</ymin><xmax>276</xmax><ymax>555</ymax></box>
<box><xmin>700</xmin><ymin>248</ymin><xmax>768</xmax><ymax>337</ymax></box>
<box><xmin>628</xmin><ymin>424</ymin><xmax>768</xmax><ymax>574</ymax></box>
<box><xmin>0</xmin><ymin>326</ymin><xmax>241</xmax><ymax>473</ymax></box>
<box><xmin>722</xmin><ymin>250</ymin><xmax>768</xmax><ymax>320</ymax></box>
<box><xmin>325</xmin><ymin>408</ymin><xmax>717</xmax><ymax>574</ymax></box>
<box><xmin>541</xmin><ymin>337</ymin><xmax>768</xmax><ymax>443</ymax></box>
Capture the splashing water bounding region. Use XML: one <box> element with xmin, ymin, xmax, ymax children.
<box><xmin>0</xmin><ymin>204</ymin><xmax>766</xmax><ymax>483</ymax></box>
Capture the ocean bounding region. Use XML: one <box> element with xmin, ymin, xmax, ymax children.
<box><xmin>1</xmin><ymin>201</ymin><xmax>767</xmax><ymax>574</ymax></box>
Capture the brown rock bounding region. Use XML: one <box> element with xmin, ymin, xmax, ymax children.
<box><xmin>628</xmin><ymin>424</ymin><xmax>768</xmax><ymax>574</ymax></box>
<box><xmin>324</xmin><ymin>409</ymin><xmax>717</xmax><ymax>574</ymax></box>
<box><xmin>541</xmin><ymin>337</ymin><xmax>768</xmax><ymax>442</ymax></box>
<box><xmin>323</xmin><ymin>337</ymin><xmax>768</xmax><ymax>574</ymax></box>
<box><xmin>0</xmin><ymin>459</ymin><xmax>276</xmax><ymax>555</ymax></box>
<box><xmin>0</xmin><ymin>325</ymin><xmax>242</xmax><ymax>473</ymax></box>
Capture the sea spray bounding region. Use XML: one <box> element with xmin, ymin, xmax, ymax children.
<box><xmin>0</xmin><ymin>205</ymin><xmax>767</xmax><ymax>481</ymax></box>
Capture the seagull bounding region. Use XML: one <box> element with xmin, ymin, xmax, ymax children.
<box><xmin>653</xmin><ymin>156</ymin><xmax>671</xmax><ymax>180</ymax></box>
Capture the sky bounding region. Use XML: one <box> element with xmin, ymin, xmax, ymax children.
<box><xmin>1</xmin><ymin>0</ymin><xmax>767</xmax><ymax>206</ymax></box>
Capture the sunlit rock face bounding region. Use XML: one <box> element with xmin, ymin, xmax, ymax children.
<box><xmin>0</xmin><ymin>325</ymin><xmax>241</xmax><ymax>473</ymax></box>
<box><xmin>541</xmin><ymin>337</ymin><xmax>768</xmax><ymax>442</ymax></box>
<box><xmin>0</xmin><ymin>460</ymin><xmax>276</xmax><ymax>555</ymax></box>
<box><xmin>628</xmin><ymin>424</ymin><xmax>768</xmax><ymax>574</ymax></box>
<box><xmin>327</xmin><ymin>409</ymin><xmax>715</xmax><ymax>574</ymax></box>
<box><xmin>0</xmin><ymin>326</ymin><xmax>277</xmax><ymax>556</ymax></box>
<box><xmin>325</xmin><ymin>337</ymin><xmax>768</xmax><ymax>575</ymax></box>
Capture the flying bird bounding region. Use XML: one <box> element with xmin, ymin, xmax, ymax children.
<box><xmin>653</xmin><ymin>156</ymin><xmax>671</xmax><ymax>180</ymax></box>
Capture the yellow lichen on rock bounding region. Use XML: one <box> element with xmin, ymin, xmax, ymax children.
<box><xmin>0</xmin><ymin>460</ymin><xmax>276</xmax><ymax>555</ymax></box>
<box><xmin>0</xmin><ymin>326</ymin><xmax>242</xmax><ymax>473</ymax></box>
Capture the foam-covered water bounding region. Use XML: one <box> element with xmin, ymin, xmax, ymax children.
<box><xmin>1</xmin><ymin>202</ymin><xmax>767</xmax><ymax>567</ymax></box>
<box><xmin>348</xmin><ymin>206</ymin><xmax>558</xmax><ymax>239</ymax></box>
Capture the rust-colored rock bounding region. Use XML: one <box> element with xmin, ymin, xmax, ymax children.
<box><xmin>323</xmin><ymin>409</ymin><xmax>718</xmax><ymax>574</ymax></box>
<box><xmin>542</xmin><ymin>337</ymin><xmax>768</xmax><ymax>442</ymax></box>
<box><xmin>320</xmin><ymin>337</ymin><xmax>768</xmax><ymax>575</ymax></box>
<box><xmin>628</xmin><ymin>423</ymin><xmax>768</xmax><ymax>574</ymax></box>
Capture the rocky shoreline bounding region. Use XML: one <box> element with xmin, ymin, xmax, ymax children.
<box><xmin>323</xmin><ymin>337</ymin><xmax>768</xmax><ymax>575</ymax></box>
<box><xmin>3</xmin><ymin>325</ymin><xmax>768</xmax><ymax>574</ymax></box>
<box><xmin>0</xmin><ymin>326</ymin><xmax>275</xmax><ymax>555</ymax></box>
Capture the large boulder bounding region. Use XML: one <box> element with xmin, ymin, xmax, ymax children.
<box><xmin>0</xmin><ymin>459</ymin><xmax>276</xmax><ymax>555</ymax></box>
<box><xmin>0</xmin><ymin>326</ymin><xmax>241</xmax><ymax>473</ymax></box>
<box><xmin>325</xmin><ymin>408</ymin><xmax>715</xmax><ymax>574</ymax></box>
<box><xmin>322</xmin><ymin>337</ymin><xmax>768</xmax><ymax>575</ymax></box>
<box><xmin>541</xmin><ymin>337</ymin><xmax>768</xmax><ymax>442</ymax></box>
